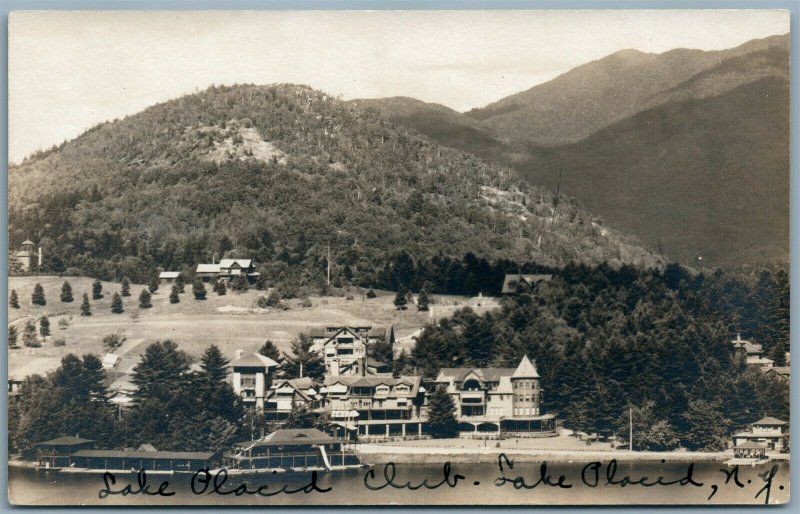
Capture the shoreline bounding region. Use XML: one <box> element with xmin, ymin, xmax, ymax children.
<box><xmin>355</xmin><ymin>444</ymin><xmax>736</xmax><ymax>464</ymax></box>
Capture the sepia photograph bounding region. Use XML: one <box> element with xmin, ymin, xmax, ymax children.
<box><xmin>5</xmin><ymin>9</ymin><xmax>792</xmax><ymax>506</ymax></box>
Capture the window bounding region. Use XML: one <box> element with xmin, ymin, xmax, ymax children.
<box><xmin>241</xmin><ymin>375</ymin><xmax>256</xmax><ymax>387</ymax></box>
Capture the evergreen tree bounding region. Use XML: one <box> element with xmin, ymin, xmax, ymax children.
<box><xmin>394</xmin><ymin>286</ymin><xmax>408</xmax><ymax>310</ymax></box>
<box><xmin>199</xmin><ymin>345</ymin><xmax>230</xmax><ymax>383</ymax></box>
<box><xmin>255</xmin><ymin>274</ymin><xmax>268</xmax><ymax>291</ymax></box>
<box><xmin>175</xmin><ymin>274</ymin><xmax>185</xmax><ymax>293</ymax></box>
<box><xmin>111</xmin><ymin>292</ymin><xmax>124</xmax><ymax>313</ymax></box>
<box><xmin>60</xmin><ymin>281</ymin><xmax>74</xmax><ymax>303</ymax></box>
<box><xmin>9</xmin><ymin>289</ymin><xmax>19</xmax><ymax>309</ymax></box>
<box><xmin>8</xmin><ymin>325</ymin><xmax>18</xmax><ymax>348</ymax></box>
<box><xmin>214</xmin><ymin>279</ymin><xmax>227</xmax><ymax>296</ymax></box>
<box><xmin>427</xmin><ymin>386</ymin><xmax>458</xmax><ymax>438</ymax></box>
<box><xmin>282</xmin><ymin>333</ymin><xmax>324</xmax><ymax>380</ymax></box>
<box><xmin>31</xmin><ymin>283</ymin><xmax>46</xmax><ymax>306</ymax></box>
<box><xmin>231</xmin><ymin>275</ymin><xmax>249</xmax><ymax>293</ymax></box>
<box><xmin>770</xmin><ymin>340</ymin><xmax>787</xmax><ymax>367</ymax></box>
<box><xmin>80</xmin><ymin>293</ymin><xmax>92</xmax><ymax>316</ymax></box>
<box><xmin>259</xmin><ymin>340</ymin><xmax>284</xmax><ymax>364</ymax></box>
<box><xmin>22</xmin><ymin>320</ymin><xmax>39</xmax><ymax>347</ymax></box>
<box><xmin>139</xmin><ymin>289</ymin><xmax>152</xmax><ymax>308</ymax></box>
<box><xmin>148</xmin><ymin>277</ymin><xmax>159</xmax><ymax>294</ymax></box>
<box><xmin>92</xmin><ymin>279</ymin><xmax>103</xmax><ymax>300</ymax></box>
<box><xmin>39</xmin><ymin>316</ymin><xmax>50</xmax><ymax>338</ymax></box>
<box><xmin>121</xmin><ymin>277</ymin><xmax>131</xmax><ymax>297</ymax></box>
<box><xmin>417</xmin><ymin>287</ymin><xmax>430</xmax><ymax>312</ymax></box>
<box><xmin>193</xmin><ymin>279</ymin><xmax>207</xmax><ymax>300</ymax></box>
<box><xmin>366</xmin><ymin>288</ymin><xmax>377</xmax><ymax>299</ymax></box>
<box><xmin>368</xmin><ymin>337</ymin><xmax>394</xmax><ymax>368</ymax></box>
<box><xmin>130</xmin><ymin>340</ymin><xmax>192</xmax><ymax>402</ymax></box>
<box><xmin>169</xmin><ymin>285</ymin><xmax>180</xmax><ymax>304</ymax></box>
<box><xmin>392</xmin><ymin>349</ymin><xmax>414</xmax><ymax>376</ymax></box>
<box><xmin>683</xmin><ymin>399</ymin><xmax>730</xmax><ymax>451</ymax></box>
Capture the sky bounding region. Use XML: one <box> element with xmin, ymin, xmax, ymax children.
<box><xmin>8</xmin><ymin>10</ymin><xmax>789</xmax><ymax>163</ymax></box>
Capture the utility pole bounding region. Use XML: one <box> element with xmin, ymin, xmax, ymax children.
<box><xmin>327</xmin><ymin>241</ymin><xmax>331</xmax><ymax>287</ymax></box>
<box><xmin>629</xmin><ymin>406</ymin><xmax>633</xmax><ymax>453</ymax></box>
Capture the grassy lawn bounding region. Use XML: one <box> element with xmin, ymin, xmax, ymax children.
<box><xmin>8</xmin><ymin>276</ymin><xmax>493</xmax><ymax>380</ymax></box>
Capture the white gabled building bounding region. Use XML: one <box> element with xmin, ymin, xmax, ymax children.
<box><xmin>231</xmin><ymin>351</ymin><xmax>279</xmax><ymax>410</ymax></box>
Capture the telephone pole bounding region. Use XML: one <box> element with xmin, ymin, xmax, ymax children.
<box><xmin>629</xmin><ymin>406</ymin><xmax>633</xmax><ymax>453</ymax></box>
<box><xmin>327</xmin><ymin>241</ymin><xmax>331</xmax><ymax>286</ymax></box>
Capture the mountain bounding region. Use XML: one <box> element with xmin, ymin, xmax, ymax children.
<box><xmin>465</xmin><ymin>34</ymin><xmax>789</xmax><ymax>146</ymax></box>
<box><xmin>358</xmin><ymin>34</ymin><xmax>789</xmax><ymax>267</ymax></box>
<box><xmin>8</xmin><ymin>84</ymin><xmax>661</xmax><ymax>286</ymax></box>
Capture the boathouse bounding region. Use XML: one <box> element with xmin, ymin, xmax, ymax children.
<box><xmin>69</xmin><ymin>449</ymin><xmax>219</xmax><ymax>472</ymax></box>
<box><xmin>31</xmin><ymin>436</ymin><xmax>95</xmax><ymax>468</ymax></box>
<box><xmin>224</xmin><ymin>428</ymin><xmax>357</xmax><ymax>470</ymax></box>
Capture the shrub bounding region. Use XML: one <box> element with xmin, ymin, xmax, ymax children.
<box><xmin>103</xmin><ymin>332</ymin><xmax>126</xmax><ymax>351</ymax></box>
<box><xmin>53</xmin><ymin>338</ymin><xmax>67</xmax><ymax>347</ymax></box>
<box><xmin>301</xmin><ymin>298</ymin><xmax>312</xmax><ymax>308</ymax></box>
<box><xmin>366</xmin><ymin>288</ymin><xmax>377</xmax><ymax>299</ymax></box>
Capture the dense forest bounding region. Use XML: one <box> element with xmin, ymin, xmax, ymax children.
<box><xmin>410</xmin><ymin>263</ymin><xmax>790</xmax><ymax>450</ymax></box>
<box><xmin>9</xmin><ymin>84</ymin><xmax>660</xmax><ymax>286</ymax></box>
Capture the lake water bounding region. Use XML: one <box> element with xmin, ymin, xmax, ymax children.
<box><xmin>8</xmin><ymin>459</ymin><xmax>790</xmax><ymax>506</ymax></box>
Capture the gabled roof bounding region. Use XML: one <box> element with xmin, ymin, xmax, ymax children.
<box><xmin>438</xmin><ymin>367</ymin><xmax>516</xmax><ymax>383</ymax></box>
<box><xmin>512</xmin><ymin>355</ymin><xmax>540</xmax><ymax>379</ymax></box>
<box><xmin>231</xmin><ymin>353</ymin><xmax>279</xmax><ymax>369</ymax></box>
<box><xmin>734</xmin><ymin>441</ymin><xmax>768</xmax><ymax>449</ymax></box>
<box><xmin>752</xmin><ymin>416</ymin><xmax>787</xmax><ymax>426</ymax></box>
<box><xmin>235</xmin><ymin>428</ymin><xmax>339</xmax><ymax>447</ymax></box>
<box><xmin>159</xmin><ymin>271</ymin><xmax>181</xmax><ymax>279</ymax></box>
<box><xmin>219</xmin><ymin>258</ymin><xmax>253</xmax><ymax>269</ymax></box>
<box><xmin>196</xmin><ymin>263</ymin><xmax>221</xmax><ymax>273</ymax></box>
<box><xmin>21</xmin><ymin>239</ymin><xmax>35</xmax><ymax>246</ymax></box>
<box><xmin>323</xmin><ymin>375</ymin><xmax>422</xmax><ymax>396</ymax></box>
<box><xmin>37</xmin><ymin>436</ymin><xmax>94</xmax><ymax>446</ymax></box>
<box><xmin>502</xmin><ymin>274</ymin><xmax>553</xmax><ymax>294</ymax></box>
<box><xmin>307</xmin><ymin>325</ymin><xmax>393</xmax><ymax>341</ymax></box>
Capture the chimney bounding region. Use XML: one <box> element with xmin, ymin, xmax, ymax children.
<box><xmin>235</xmin><ymin>349</ymin><xmax>243</xmax><ymax>361</ymax></box>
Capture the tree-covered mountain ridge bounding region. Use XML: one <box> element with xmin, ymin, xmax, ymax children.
<box><xmin>8</xmin><ymin>84</ymin><xmax>662</xmax><ymax>284</ymax></box>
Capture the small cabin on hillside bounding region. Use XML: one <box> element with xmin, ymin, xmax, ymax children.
<box><xmin>158</xmin><ymin>271</ymin><xmax>181</xmax><ymax>284</ymax></box>
<box><xmin>195</xmin><ymin>258</ymin><xmax>259</xmax><ymax>283</ymax></box>
<box><xmin>15</xmin><ymin>240</ymin><xmax>36</xmax><ymax>272</ymax></box>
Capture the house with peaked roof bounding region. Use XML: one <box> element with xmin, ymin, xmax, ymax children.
<box><xmin>319</xmin><ymin>374</ymin><xmax>427</xmax><ymax>440</ymax></box>
<box><xmin>435</xmin><ymin>356</ymin><xmax>556</xmax><ymax>437</ymax></box>
<box><xmin>158</xmin><ymin>271</ymin><xmax>181</xmax><ymax>284</ymax></box>
<box><xmin>224</xmin><ymin>428</ymin><xmax>358</xmax><ymax>470</ymax></box>
<box><xmin>501</xmin><ymin>274</ymin><xmax>553</xmax><ymax>295</ymax></box>
<box><xmin>195</xmin><ymin>258</ymin><xmax>259</xmax><ymax>283</ymax></box>
<box><xmin>732</xmin><ymin>416</ymin><xmax>788</xmax><ymax>452</ymax></box>
<box><xmin>264</xmin><ymin>377</ymin><xmax>319</xmax><ymax>420</ymax></box>
<box><xmin>731</xmin><ymin>334</ymin><xmax>774</xmax><ymax>368</ymax></box>
<box><xmin>308</xmin><ymin>326</ymin><xmax>394</xmax><ymax>377</ymax></box>
<box><xmin>15</xmin><ymin>239</ymin><xmax>37</xmax><ymax>272</ymax></box>
<box><xmin>232</xmin><ymin>350</ymin><xmax>279</xmax><ymax>410</ymax></box>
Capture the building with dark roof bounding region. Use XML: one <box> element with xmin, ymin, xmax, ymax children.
<box><xmin>224</xmin><ymin>428</ymin><xmax>358</xmax><ymax>470</ymax></box>
<box><xmin>501</xmin><ymin>274</ymin><xmax>553</xmax><ymax>295</ymax></box>
<box><xmin>30</xmin><ymin>436</ymin><xmax>96</xmax><ymax>468</ymax></box>
<box><xmin>70</xmin><ymin>449</ymin><xmax>218</xmax><ymax>471</ymax></box>
<box><xmin>435</xmin><ymin>356</ymin><xmax>556</xmax><ymax>437</ymax></box>
<box><xmin>264</xmin><ymin>377</ymin><xmax>320</xmax><ymax>420</ymax></box>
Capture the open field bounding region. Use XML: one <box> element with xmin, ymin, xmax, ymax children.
<box><xmin>8</xmin><ymin>276</ymin><xmax>499</xmax><ymax>380</ymax></box>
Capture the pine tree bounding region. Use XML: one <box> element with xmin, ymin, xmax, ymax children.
<box><xmin>139</xmin><ymin>289</ymin><xmax>152</xmax><ymax>308</ymax></box>
<box><xmin>417</xmin><ymin>287</ymin><xmax>430</xmax><ymax>312</ymax></box>
<box><xmin>39</xmin><ymin>316</ymin><xmax>50</xmax><ymax>338</ymax></box>
<box><xmin>200</xmin><ymin>345</ymin><xmax>230</xmax><ymax>383</ymax></box>
<box><xmin>214</xmin><ymin>279</ymin><xmax>227</xmax><ymax>296</ymax></box>
<box><xmin>394</xmin><ymin>286</ymin><xmax>408</xmax><ymax>310</ymax></box>
<box><xmin>255</xmin><ymin>274</ymin><xmax>268</xmax><ymax>291</ymax></box>
<box><xmin>282</xmin><ymin>333</ymin><xmax>324</xmax><ymax>380</ymax></box>
<box><xmin>59</xmin><ymin>281</ymin><xmax>74</xmax><ymax>303</ymax></box>
<box><xmin>169</xmin><ymin>285</ymin><xmax>180</xmax><ymax>304</ymax></box>
<box><xmin>80</xmin><ymin>293</ymin><xmax>92</xmax><ymax>316</ymax></box>
<box><xmin>231</xmin><ymin>275</ymin><xmax>248</xmax><ymax>293</ymax></box>
<box><xmin>770</xmin><ymin>340</ymin><xmax>787</xmax><ymax>367</ymax></box>
<box><xmin>92</xmin><ymin>279</ymin><xmax>103</xmax><ymax>300</ymax></box>
<box><xmin>175</xmin><ymin>274</ymin><xmax>185</xmax><ymax>293</ymax></box>
<box><xmin>259</xmin><ymin>340</ymin><xmax>284</xmax><ymax>364</ymax></box>
<box><xmin>148</xmin><ymin>277</ymin><xmax>159</xmax><ymax>294</ymax></box>
<box><xmin>121</xmin><ymin>277</ymin><xmax>131</xmax><ymax>297</ymax></box>
<box><xmin>8</xmin><ymin>326</ymin><xmax>18</xmax><ymax>348</ymax></box>
<box><xmin>111</xmin><ymin>292</ymin><xmax>124</xmax><ymax>313</ymax></box>
<box><xmin>193</xmin><ymin>279</ymin><xmax>207</xmax><ymax>300</ymax></box>
<box><xmin>31</xmin><ymin>283</ymin><xmax>46</xmax><ymax>306</ymax></box>
<box><xmin>9</xmin><ymin>289</ymin><xmax>19</xmax><ymax>309</ymax></box>
<box><xmin>22</xmin><ymin>320</ymin><xmax>39</xmax><ymax>347</ymax></box>
<box><xmin>683</xmin><ymin>399</ymin><xmax>730</xmax><ymax>451</ymax></box>
<box><xmin>427</xmin><ymin>386</ymin><xmax>458</xmax><ymax>438</ymax></box>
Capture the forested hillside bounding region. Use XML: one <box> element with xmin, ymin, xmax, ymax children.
<box><xmin>8</xmin><ymin>84</ymin><xmax>660</xmax><ymax>286</ymax></box>
<box><xmin>410</xmin><ymin>264</ymin><xmax>790</xmax><ymax>450</ymax></box>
